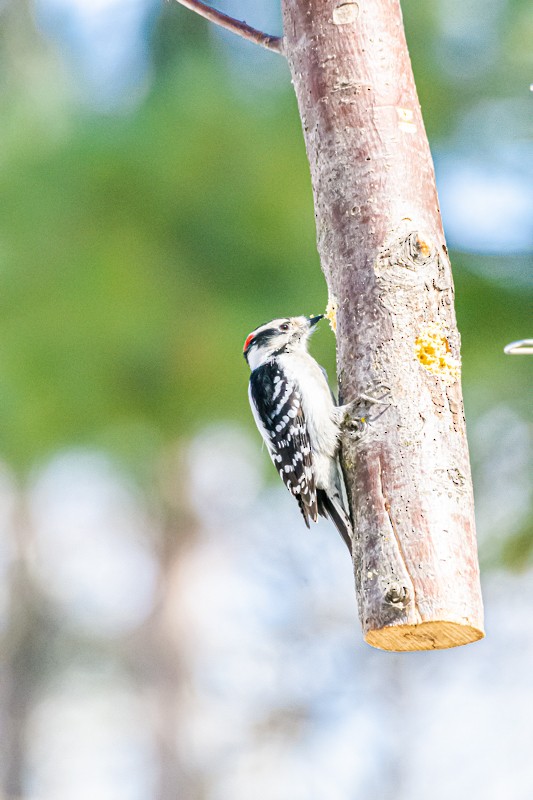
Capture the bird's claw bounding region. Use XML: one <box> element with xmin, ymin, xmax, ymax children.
<box><xmin>339</xmin><ymin>384</ymin><xmax>392</xmax><ymax>434</ymax></box>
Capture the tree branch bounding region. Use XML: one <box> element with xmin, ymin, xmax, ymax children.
<box><xmin>173</xmin><ymin>0</ymin><xmax>284</xmax><ymax>54</ymax></box>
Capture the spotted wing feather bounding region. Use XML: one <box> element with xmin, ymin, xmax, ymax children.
<box><xmin>249</xmin><ymin>363</ymin><xmax>317</xmax><ymax>525</ymax></box>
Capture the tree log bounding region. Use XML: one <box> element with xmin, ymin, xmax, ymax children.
<box><xmin>281</xmin><ymin>0</ymin><xmax>484</xmax><ymax>650</ymax></box>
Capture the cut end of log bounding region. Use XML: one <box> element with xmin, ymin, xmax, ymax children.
<box><xmin>365</xmin><ymin>620</ymin><xmax>485</xmax><ymax>652</ymax></box>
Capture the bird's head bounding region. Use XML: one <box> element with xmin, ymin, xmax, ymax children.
<box><xmin>243</xmin><ymin>315</ymin><xmax>323</xmax><ymax>370</ymax></box>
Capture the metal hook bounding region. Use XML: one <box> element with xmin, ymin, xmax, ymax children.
<box><xmin>504</xmin><ymin>339</ymin><xmax>533</xmax><ymax>355</ymax></box>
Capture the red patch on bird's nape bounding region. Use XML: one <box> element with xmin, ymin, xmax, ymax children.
<box><xmin>243</xmin><ymin>333</ymin><xmax>255</xmax><ymax>353</ymax></box>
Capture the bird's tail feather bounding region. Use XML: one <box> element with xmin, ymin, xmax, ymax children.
<box><xmin>317</xmin><ymin>489</ymin><xmax>353</xmax><ymax>555</ymax></box>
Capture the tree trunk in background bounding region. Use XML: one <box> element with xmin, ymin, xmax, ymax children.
<box><xmin>1</xmin><ymin>496</ymin><xmax>54</xmax><ymax>797</ymax></box>
<box><xmin>281</xmin><ymin>0</ymin><xmax>484</xmax><ymax>649</ymax></box>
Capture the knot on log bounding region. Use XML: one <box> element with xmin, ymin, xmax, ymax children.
<box><xmin>384</xmin><ymin>582</ymin><xmax>410</xmax><ymax>609</ymax></box>
<box><xmin>406</xmin><ymin>232</ymin><xmax>434</xmax><ymax>265</ymax></box>
<box><xmin>343</xmin><ymin>416</ymin><xmax>368</xmax><ymax>441</ymax></box>
<box><xmin>332</xmin><ymin>2</ymin><xmax>359</xmax><ymax>25</ymax></box>
<box><xmin>388</xmin><ymin>230</ymin><xmax>435</xmax><ymax>272</ymax></box>
<box><xmin>374</xmin><ymin>231</ymin><xmax>437</xmax><ymax>301</ymax></box>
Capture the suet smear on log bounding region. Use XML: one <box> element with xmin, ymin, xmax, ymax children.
<box><xmin>324</xmin><ymin>297</ymin><xmax>338</xmax><ymax>334</ymax></box>
<box><xmin>415</xmin><ymin>323</ymin><xmax>461</xmax><ymax>383</ymax></box>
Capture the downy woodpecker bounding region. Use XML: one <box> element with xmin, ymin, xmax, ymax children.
<box><xmin>243</xmin><ymin>315</ymin><xmax>353</xmax><ymax>553</ymax></box>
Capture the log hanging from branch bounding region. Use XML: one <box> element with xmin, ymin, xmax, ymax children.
<box><xmin>282</xmin><ymin>0</ymin><xmax>484</xmax><ymax>651</ymax></box>
<box><xmin>174</xmin><ymin>0</ymin><xmax>485</xmax><ymax>651</ymax></box>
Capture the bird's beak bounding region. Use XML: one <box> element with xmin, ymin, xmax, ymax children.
<box><xmin>308</xmin><ymin>315</ymin><xmax>324</xmax><ymax>327</ymax></box>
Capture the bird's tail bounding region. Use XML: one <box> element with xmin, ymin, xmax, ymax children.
<box><xmin>317</xmin><ymin>489</ymin><xmax>353</xmax><ymax>555</ymax></box>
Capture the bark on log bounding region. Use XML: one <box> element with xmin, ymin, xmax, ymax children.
<box><xmin>281</xmin><ymin>0</ymin><xmax>484</xmax><ymax>650</ymax></box>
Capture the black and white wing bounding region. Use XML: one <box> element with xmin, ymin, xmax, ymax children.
<box><xmin>248</xmin><ymin>362</ymin><xmax>317</xmax><ymax>526</ymax></box>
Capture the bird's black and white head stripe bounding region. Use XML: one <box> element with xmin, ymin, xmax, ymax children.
<box><xmin>243</xmin><ymin>315</ymin><xmax>322</xmax><ymax>372</ymax></box>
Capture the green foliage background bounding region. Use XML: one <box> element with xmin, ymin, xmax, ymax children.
<box><xmin>0</xmin><ymin>1</ymin><xmax>531</xmax><ymax>555</ymax></box>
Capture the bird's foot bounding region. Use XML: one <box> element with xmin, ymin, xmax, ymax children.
<box><xmin>338</xmin><ymin>384</ymin><xmax>391</xmax><ymax>436</ymax></box>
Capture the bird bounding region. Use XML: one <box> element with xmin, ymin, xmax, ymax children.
<box><xmin>243</xmin><ymin>314</ymin><xmax>353</xmax><ymax>554</ymax></box>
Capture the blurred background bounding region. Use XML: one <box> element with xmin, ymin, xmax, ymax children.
<box><xmin>0</xmin><ymin>0</ymin><xmax>531</xmax><ymax>798</ymax></box>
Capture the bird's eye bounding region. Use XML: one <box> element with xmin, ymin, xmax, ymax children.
<box><xmin>280</xmin><ymin>323</ymin><xmax>289</xmax><ymax>332</ymax></box>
